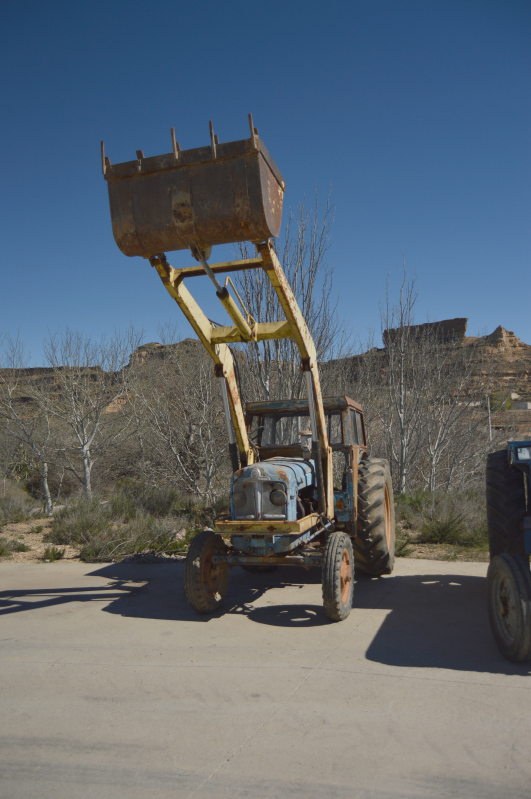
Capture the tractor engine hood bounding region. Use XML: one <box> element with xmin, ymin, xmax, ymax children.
<box><xmin>230</xmin><ymin>457</ymin><xmax>315</xmax><ymax>522</ymax></box>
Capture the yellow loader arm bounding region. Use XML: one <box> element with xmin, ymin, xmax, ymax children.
<box><xmin>149</xmin><ymin>242</ymin><xmax>332</xmax><ymax>514</ymax></box>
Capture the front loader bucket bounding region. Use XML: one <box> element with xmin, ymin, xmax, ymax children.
<box><xmin>103</xmin><ymin>117</ymin><xmax>285</xmax><ymax>258</ymax></box>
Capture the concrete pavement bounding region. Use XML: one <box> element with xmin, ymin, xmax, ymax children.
<box><xmin>0</xmin><ymin>557</ymin><xmax>530</xmax><ymax>798</ymax></box>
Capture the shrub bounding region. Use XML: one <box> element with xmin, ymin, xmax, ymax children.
<box><xmin>46</xmin><ymin>488</ymin><xmax>219</xmax><ymax>563</ymax></box>
<box><xmin>395</xmin><ymin>529</ymin><xmax>414</xmax><ymax>557</ymax></box>
<box><xmin>11</xmin><ymin>540</ymin><xmax>29</xmax><ymax>552</ymax></box>
<box><xmin>418</xmin><ymin>508</ymin><xmax>466</xmax><ymax>545</ymax></box>
<box><xmin>107</xmin><ymin>492</ymin><xmax>137</xmax><ymax>521</ymax></box>
<box><xmin>136</xmin><ymin>487</ymin><xmax>182</xmax><ymax>517</ymax></box>
<box><xmin>109</xmin><ymin>483</ymin><xmax>182</xmax><ymax>518</ymax></box>
<box><xmin>79</xmin><ymin>514</ymin><xmax>196</xmax><ymax>562</ymax></box>
<box><xmin>47</xmin><ymin>498</ymin><xmax>112</xmax><ymax>546</ymax></box>
<box><xmin>0</xmin><ymin>537</ymin><xmax>30</xmax><ymax>556</ymax></box>
<box><xmin>43</xmin><ymin>545</ymin><xmax>65</xmax><ymax>561</ymax></box>
<box><xmin>0</xmin><ymin>495</ymin><xmax>34</xmax><ymax>524</ymax></box>
<box><xmin>396</xmin><ymin>487</ymin><xmax>488</xmax><ymax>549</ymax></box>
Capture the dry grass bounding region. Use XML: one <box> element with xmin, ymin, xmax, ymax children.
<box><xmin>0</xmin><ymin>482</ymin><xmax>492</xmax><ymax>565</ymax></box>
<box><xmin>395</xmin><ymin>487</ymin><xmax>489</xmax><ymax>562</ymax></box>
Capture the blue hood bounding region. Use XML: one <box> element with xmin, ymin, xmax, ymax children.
<box><xmin>230</xmin><ymin>457</ymin><xmax>315</xmax><ymax>522</ymax></box>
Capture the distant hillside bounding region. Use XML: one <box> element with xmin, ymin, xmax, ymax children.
<box><xmin>3</xmin><ymin>319</ymin><xmax>531</xmax><ymax>409</ymax></box>
<box><xmin>331</xmin><ymin>318</ymin><xmax>531</xmax><ymax>399</ymax></box>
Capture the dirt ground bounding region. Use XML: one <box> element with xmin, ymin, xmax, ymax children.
<box><xmin>2</xmin><ymin>557</ymin><xmax>528</xmax><ymax>799</ymax></box>
<box><xmin>398</xmin><ymin>539</ymin><xmax>489</xmax><ymax>562</ymax></box>
<box><xmin>0</xmin><ymin>518</ymin><xmax>80</xmax><ymax>563</ymax></box>
<box><xmin>0</xmin><ymin>518</ymin><xmax>489</xmax><ymax>564</ymax></box>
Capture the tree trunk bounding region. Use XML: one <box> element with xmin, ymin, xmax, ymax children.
<box><xmin>82</xmin><ymin>446</ymin><xmax>92</xmax><ymax>498</ymax></box>
<box><xmin>41</xmin><ymin>461</ymin><xmax>54</xmax><ymax>516</ymax></box>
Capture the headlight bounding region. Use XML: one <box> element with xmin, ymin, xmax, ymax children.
<box><xmin>233</xmin><ymin>490</ymin><xmax>246</xmax><ymax>507</ymax></box>
<box><xmin>270</xmin><ymin>489</ymin><xmax>287</xmax><ymax>506</ymax></box>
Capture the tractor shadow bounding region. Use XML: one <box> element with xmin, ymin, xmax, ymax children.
<box><xmin>2</xmin><ymin>559</ymin><xmax>528</xmax><ymax>675</ymax></box>
<box><xmin>84</xmin><ymin>559</ymin><xmax>530</xmax><ymax>675</ymax></box>
<box><xmin>88</xmin><ymin>559</ymin><xmax>326</xmax><ymax>626</ymax></box>
<box><xmin>356</xmin><ymin>570</ymin><xmax>531</xmax><ymax>675</ymax></box>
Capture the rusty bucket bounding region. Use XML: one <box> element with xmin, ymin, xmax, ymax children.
<box><xmin>102</xmin><ymin>117</ymin><xmax>285</xmax><ymax>258</ymax></box>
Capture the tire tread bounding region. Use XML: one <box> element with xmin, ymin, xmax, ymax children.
<box><xmin>487</xmin><ymin>553</ymin><xmax>531</xmax><ymax>662</ymax></box>
<box><xmin>354</xmin><ymin>458</ymin><xmax>395</xmax><ymax>575</ymax></box>
<box><xmin>322</xmin><ymin>532</ymin><xmax>354</xmax><ymax>621</ymax></box>
<box><xmin>486</xmin><ymin>450</ymin><xmax>526</xmax><ymax>557</ymax></box>
<box><xmin>184</xmin><ymin>530</ymin><xmax>228</xmax><ymax>614</ymax></box>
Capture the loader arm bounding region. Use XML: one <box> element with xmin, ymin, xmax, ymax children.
<box><xmin>148</xmin><ymin>242</ymin><xmax>333</xmax><ymax>515</ymax></box>
<box><xmin>149</xmin><ymin>254</ymin><xmax>253</xmax><ymax>465</ymax></box>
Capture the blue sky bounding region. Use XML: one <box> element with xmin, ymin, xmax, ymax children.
<box><xmin>1</xmin><ymin>0</ymin><xmax>530</xmax><ymax>363</ymax></box>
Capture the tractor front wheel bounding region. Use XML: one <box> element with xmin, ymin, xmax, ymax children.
<box><xmin>322</xmin><ymin>532</ymin><xmax>354</xmax><ymax>621</ymax></box>
<box><xmin>487</xmin><ymin>553</ymin><xmax>531</xmax><ymax>662</ymax></box>
<box><xmin>185</xmin><ymin>530</ymin><xmax>229</xmax><ymax>614</ymax></box>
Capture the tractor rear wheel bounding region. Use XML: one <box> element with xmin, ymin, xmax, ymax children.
<box><xmin>322</xmin><ymin>532</ymin><xmax>354</xmax><ymax>621</ymax></box>
<box><xmin>486</xmin><ymin>449</ymin><xmax>527</xmax><ymax>558</ymax></box>
<box><xmin>185</xmin><ymin>530</ymin><xmax>229</xmax><ymax>614</ymax></box>
<box><xmin>355</xmin><ymin>458</ymin><xmax>395</xmax><ymax>576</ymax></box>
<box><xmin>487</xmin><ymin>553</ymin><xmax>531</xmax><ymax>662</ymax></box>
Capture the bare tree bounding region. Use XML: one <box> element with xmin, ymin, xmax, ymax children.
<box><xmin>39</xmin><ymin>329</ymin><xmax>138</xmax><ymax>498</ymax></box>
<box><xmin>235</xmin><ymin>192</ymin><xmax>350</xmax><ymax>402</ymax></box>
<box><xmin>0</xmin><ymin>335</ymin><xmax>56</xmax><ymax>512</ymax></box>
<box><xmin>412</xmin><ymin>341</ymin><xmax>498</xmax><ymax>492</ymax></box>
<box><xmin>128</xmin><ymin>339</ymin><xmax>229</xmax><ymax>503</ymax></box>
<box><xmin>377</xmin><ymin>270</ymin><xmax>427</xmax><ymax>493</ymax></box>
<box><xmin>0</xmin><ymin>424</ymin><xmax>25</xmax><ymax>499</ymax></box>
<box><xmin>335</xmin><ymin>268</ymin><xmax>498</xmax><ymax>494</ymax></box>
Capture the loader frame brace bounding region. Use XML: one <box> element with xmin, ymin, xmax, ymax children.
<box><xmin>148</xmin><ymin>240</ymin><xmax>333</xmax><ymax>515</ymax></box>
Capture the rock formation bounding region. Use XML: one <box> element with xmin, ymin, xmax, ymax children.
<box><xmin>483</xmin><ymin>326</ymin><xmax>528</xmax><ymax>352</ymax></box>
<box><xmin>382</xmin><ymin>318</ymin><xmax>468</xmax><ymax>347</ymax></box>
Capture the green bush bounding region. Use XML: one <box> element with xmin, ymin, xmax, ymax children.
<box><xmin>395</xmin><ymin>529</ymin><xmax>414</xmax><ymax>557</ymax></box>
<box><xmin>136</xmin><ymin>487</ymin><xmax>182</xmax><ymax>517</ymax></box>
<box><xmin>43</xmin><ymin>545</ymin><xmax>65</xmax><ymax>561</ymax></box>
<box><xmin>47</xmin><ymin>498</ymin><xmax>112</xmax><ymax>546</ymax></box>
<box><xmin>107</xmin><ymin>492</ymin><xmax>137</xmax><ymax>521</ymax></box>
<box><xmin>109</xmin><ymin>483</ymin><xmax>181</xmax><ymax>516</ymax></box>
<box><xmin>396</xmin><ymin>488</ymin><xmax>488</xmax><ymax>549</ymax></box>
<box><xmin>396</xmin><ymin>489</ymin><xmax>431</xmax><ymax>516</ymax></box>
<box><xmin>418</xmin><ymin>508</ymin><xmax>466</xmax><ymax>545</ymax></box>
<box><xmin>46</xmin><ymin>487</ymin><xmax>222</xmax><ymax>563</ymax></box>
<box><xmin>79</xmin><ymin>514</ymin><xmax>196</xmax><ymax>563</ymax></box>
<box><xmin>0</xmin><ymin>537</ymin><xmax>30</xmax><ymax>556</ymax></box>
<box><xmin>0</xmin><ymin>495</ymin><xmax>35</xmax><ymax>524</ymax></box>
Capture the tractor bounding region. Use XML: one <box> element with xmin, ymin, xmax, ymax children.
<box><xmin>102</xmin><ymin>115</ymin><xmax>395</xmax><ymax>621</ymax></box>
<box><xmin>486</xmin><ymin>441</ymin><xmax>531</xmax><ymax>661</ymax></box>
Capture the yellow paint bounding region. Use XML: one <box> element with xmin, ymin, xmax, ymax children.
<box><xmin>150</xmin><ymin>247</ymin><xmax>334</xmax><ymax>514</ymax></box>
<box><xmin>215</xmin><ymin>513</ymin><xmax>320</xmax><ymax>535</ymax></box>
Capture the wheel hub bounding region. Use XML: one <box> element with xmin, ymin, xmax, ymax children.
<box><xmin>497</xmin><ymin>578</ymin><xmax>517</xmax><ymax>637</ymax></box>
<box><xmin>340</xmin><ymin>548</ymin><xmax>352</xmax><ymax>605</ymax></box>
<box><xmin>202</xmin><ymin>548</ymin><xmax>224</xmax><ymax>599</ymax></box>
